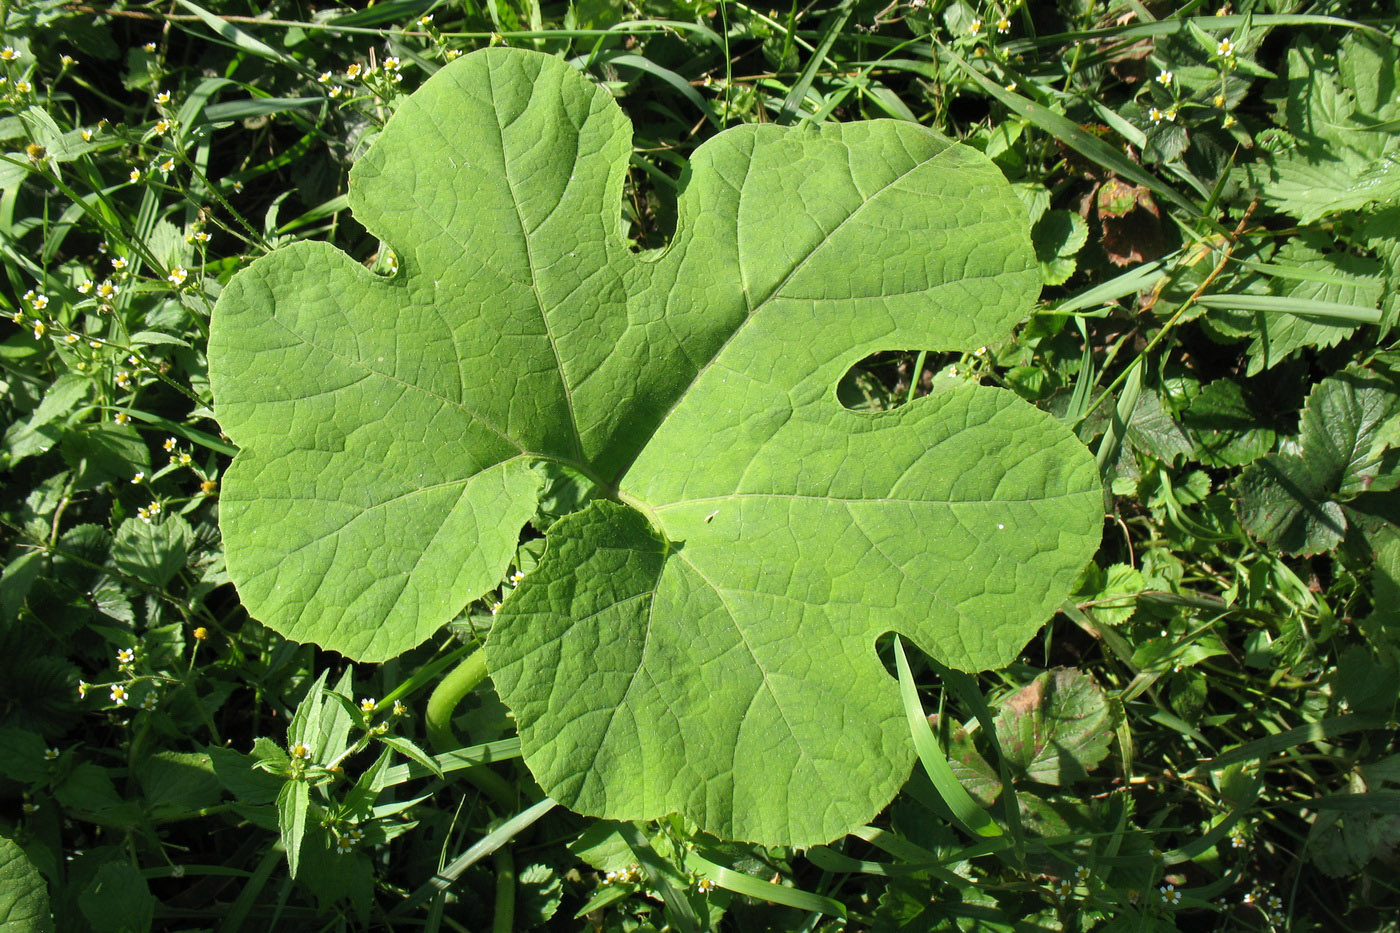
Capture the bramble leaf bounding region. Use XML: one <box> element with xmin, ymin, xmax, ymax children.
<box><xmin>1236</xmin><ymin>366</ymin><xmax>1400</xmax><ymax>555</ymax></box>
<box><xmin>210</xmin><ymin>48</ymin><xmax>1102</xmax><ymax>844</ymax></box>
<box><xmin>1248</xmin><ymin>35</ymin><xmax>1400</xmax><ymax>223</ymax></box>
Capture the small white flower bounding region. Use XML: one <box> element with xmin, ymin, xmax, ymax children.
<box><xmin>0</xmin><ymin>46</ymin><xmax>19</xmax><ymax>61</ymax></box>
<box><xmin>1149</xmin><ymin>107</ymin><xmax>1166</xmax><ymax>124</ymax></box>
<box><xmin>81</xmin><ymin>128</ymin><xmax>93</xmax><ymax>141</ymax></box>
<box><xmin>112</xmin><ymin>257</ymin><xmax>127</xmax><ymax>271</ymax></box>
<box><xmin>143</xmin><ymin>42</ymin><xmax>157</xmax><ymax>53</ymax></box>
<box><xmin>167</xmin><ymin>266</ymin><xmax>188</xmax><ymax>286</ymax></box>
<box><xmin>154</xmin><ymin>119</ymin><xmax>170</xmax><ymax>134</ymax></box>
<box><xmin>110</xmin><ymin>684</ymin><xmax>128</xmax><ymax>705</ymax></box>
<box><xmin>114</xmin><ymin>412</ymin><xmax>130</xmax><ymax>425</ymax></box>
<box><xmin>117</xmin><ymin>647</ymin><xmax>135</xmax><ymax>664</ymax></box>
<box><xmin>1217</xmin><ymin>37</ymin><xmax>1235</xmax><ymax>57</ymax></box>
<box><xmin>116</xmin><ymin>371</ymin><xmax>131</xmax><ymax>389</ymax></box>
<box><xmin>318</xmin><ymin>71</ymin><xmax>333</xmax><ymax>84</ymax></box>
<box><xmin>360</xmin><ymin>697</ymin><xmax>377</xmax><ymax>712</ymax></box>
<box><xmin>419</xmin><ymin>13</ymin><xmax>434</xmax><ymax>24</ymax></box>
<box><xmin>31</xmin><ymin>321</ymin><xmax>44</xmax><ymax>339</ymax></box>
<box><xmin>131</xmin><ymin>470</ymin><xmax>144</xmax><ymax>484</ymax></box>
<box><xmin>328</xmin><ymin>85</ymin><xmax>344</xmax><ymax>99</ymax></box>
<box><xmin>155</xmin><ymin>89</ymin><xmax>171</xmax><ymax>104</ymax></box>
<box><xmin>1159</xmin><ymin>883</ymin><xmax>1180</xmax><ymax>905</ymax></box>
<box><xmin>996</xmin><ymin>16</ymin><xmax>1011</xmax><ymax>33</ymax></box>
<box><xmin>383</xmin><ymin>56</ymin><xmax>400</xmax><ymax>71</ymax></box>
<box><xmin>489</xmin><ymin>600</ymin><xmax>503</xmax><ymax>615</ymax></box>
<box><xmin>61</xmin><ymin>54</ymin><xmax>76</xmax><ymax>66</ymax></box>
<box><xmin>334</xmin><ymin>835</ymin><xmax>356</xmax><ymax>854</ymax></box>
<box><xmin>159</xmin><ymin>158</ymin><xmax>174</xmax><ymax>173</ymax></box>
<box><xmin>14</xmin><ymin>80</ymin><xmax>30</xmax><ymax>94</ymax></box>
<box><xmin>445</xmin><ymin>49</ymin><xmax>463</xmax><ymax>61</ymax></box>
<box><xmin>289</xmin><ymin>742</ymin><xmax>314</xmax><ymax>760</ymax></box>
<box><xmin>65</xmin><ymin>333</ymin><xmax>78</xmax><ymax>344</ymax></box>
<box><xmin>140</xmin><ymin>693</ymin><xmax>159</xmax><ymax>710</ymax></box>
<box><xmin>968</xmin><ymin>18</ymin><xmax>982</xmax><ymax>35</ymax></box>
<box><xmin>96</xmin><ymin>281</ymin><xmax>117</xmax><ymax>299</ymax></box>
<box><xmin>78</xmin><ymin>279</ymin><xmax>93</xmax><ymax>294</ymax></box>
<box><xmin>29</xmin><ymin>292</ymin><xmax>49</xmax><ymax>310</ymax></box>
<box><xmin>128</xmin><ymin>167</ymin><xmax>141</xmax><ymax>182</ymax></box>
<box><xmin>345</xmin><ymin>63</ymin><xmax>362</xmax><ymax>79</ymax></box>
<box><xmin>696</xmin><ymin>877</ymin><xmax>716</xmax><ymax>893</ymax></box>
<box><xmin>1156</xmin><ymin>69</ymin><xmax>1173</xmax><ymax>85</ymax></box>
<box><xmin>509</xmin><ymin>570</ymin><xmax>526</xmax><ymax>585</ymax></box>
<box><xmin>43</xmin><ymin>747</ymin><xmax>60</xmax><ymax>760</ymax></box>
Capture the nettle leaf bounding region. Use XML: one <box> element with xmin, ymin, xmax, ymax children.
<box><xmin>1181</xmin><ymin>379</ymin><xmax>1277</xmax><ymax>468</ymax></box>
<box><xmin>1248</xmin><ymin>35</ymin><xmax>1400</xmax><ymax>223</ymax></box>
<box><xmin>1237</xmin><ymin>366</ymin><xmax>1400</xmax><ymax>555</ymax></box>
<box><xmin>209</xmin><ymin>48</ymin><xmax>1102</xmax><ymax>844</ymax></box>
<box><xmin>1032</xmin><ymin>209</ymin><xmax>1088</xmax><ymax>286</ymax></box>
<box><xmin>1242</xmin><ymin>235</ymin><xmax>1381</xmax><ymax>376</ymax></box>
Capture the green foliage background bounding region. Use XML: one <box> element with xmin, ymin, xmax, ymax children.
<box><xmin>1</xmin><ymin>0</ymin><xmax>1398</xmax><ymax>930</ymax></box>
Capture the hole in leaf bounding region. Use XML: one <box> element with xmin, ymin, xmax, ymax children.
<box><xmin>837</xmin><ymin>350</ymin><xmax>968</xmax><ymax>411</ymax></box>
<box><xmin>621</xmin><ymin>148</ymin><xmax>683</xmax><ymax>253</ymax></box>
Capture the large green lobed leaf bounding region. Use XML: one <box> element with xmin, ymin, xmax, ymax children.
<box><xmin>209</xmin><ymin>48</ymin><xmax>1102</xmax><ymax>844</ymax></box>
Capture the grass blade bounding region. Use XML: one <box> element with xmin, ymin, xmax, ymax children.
<box><xmin>691</xmin><ymin>848</ymin><xmax>847</xmax><ymax>918</ymax></box>
<box><xmin>892</xmin><ymin>636</ymin><xmax>1003</xmax><ymax>839</ymax></box>
<box><xmin>1195</xmin><ymin>293</ymin><xmax>1382</xmax><ymax>324</ymax></box>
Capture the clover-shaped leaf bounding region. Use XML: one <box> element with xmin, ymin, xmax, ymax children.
<box><xmin>209</xmin><ymin>48</ymin><xmax>1102</xmax><ymax>845</ymax></box>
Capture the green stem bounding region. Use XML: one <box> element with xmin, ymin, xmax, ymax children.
<box><xmin>492</xmin><ymin>848</ymin><xmax>516</xmax><ymax>933</ymax></box>
<box><xmin>427</xmin><ymin>648</ymin><xmax>521</xmax><ymax>933</ymax></box>
<box><xmin>424</xmin><ymin>648</ymin><xmax>517</xmax><ymax>809</ymax></box>
<box><xmin>425</xmin><ymin>648</ymin><xmax>488</xmax><ymax>751</ymax></box>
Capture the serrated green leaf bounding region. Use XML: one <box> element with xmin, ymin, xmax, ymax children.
<box><xmin>1249</xmin><ymin>36</ymin><xmax>1400</xmax><ymax>223</ymax></box>
<box><xmin>1299</xmin><ymin>367</ymin><xmax>1400</xmax><ymax>499</ymax></box>
<box><xmin>59</xmin><ymin>423</ymin><xmax>150</xmax><ymax>490</ymax></box>
<box><xmin>1238</xmin><ymin>238</ymin><xmax>1382</xmax><ymax>375</ymax></box>
<box><xmin>136</xmin><ymin>751</ymin><xmax>222</xmax><ymax>821</ymax></box>
<box><xmin>1237</xmin><ymin>453</ymin><xmax>1347</xmax><ymax>555</ymax></box>
<box><xmin>78</xmin><ymin>861</ymin><xmax>153</xmax><ymax>933</ymax></box>
<box><xmin>111</xmin><ymin>515</ymin><xmax>193</xmax><ymax>588</ymax></box>
<box><xmin>277</xmin><ymin>779</ymin><xmax>310</xmax><ymax>878</ymax></box>
<box><xmin>1181</xmin><ymin>379</ymin><xmax>1276</xmax><ymax>468</ymax></box>
<box><xmin>0</xmin><ymin>832</ymin><xmax>51</xmax><ymax>933</ymax></box>
<box><xmin>206</xmin><ymin>745</ymin><xmax>285</xmax><ymax>805</ymax></box>
<box><xmin>1236</xmin><ymin>365</ymin><xmax>1400</xmax><ymax>554</ymax></box>
<box><xmin>1032</xmin><ymin>210</ymin><xmax>1087</xmax><ymax>286</ymax></box>
<box><xmin>210</xmin><ymin>48</ymin><xmax>1102</xmax><ymax>845</ymax></box>
<box><xmin>1125</xmin><ymin>391</ymin><xmax>1193</xmax><ymax>465</ymax></box>
<box><xmin>993</xmin><ymin>668</ymin><xmax>1116</xmax><ymax>785</ymax></box>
